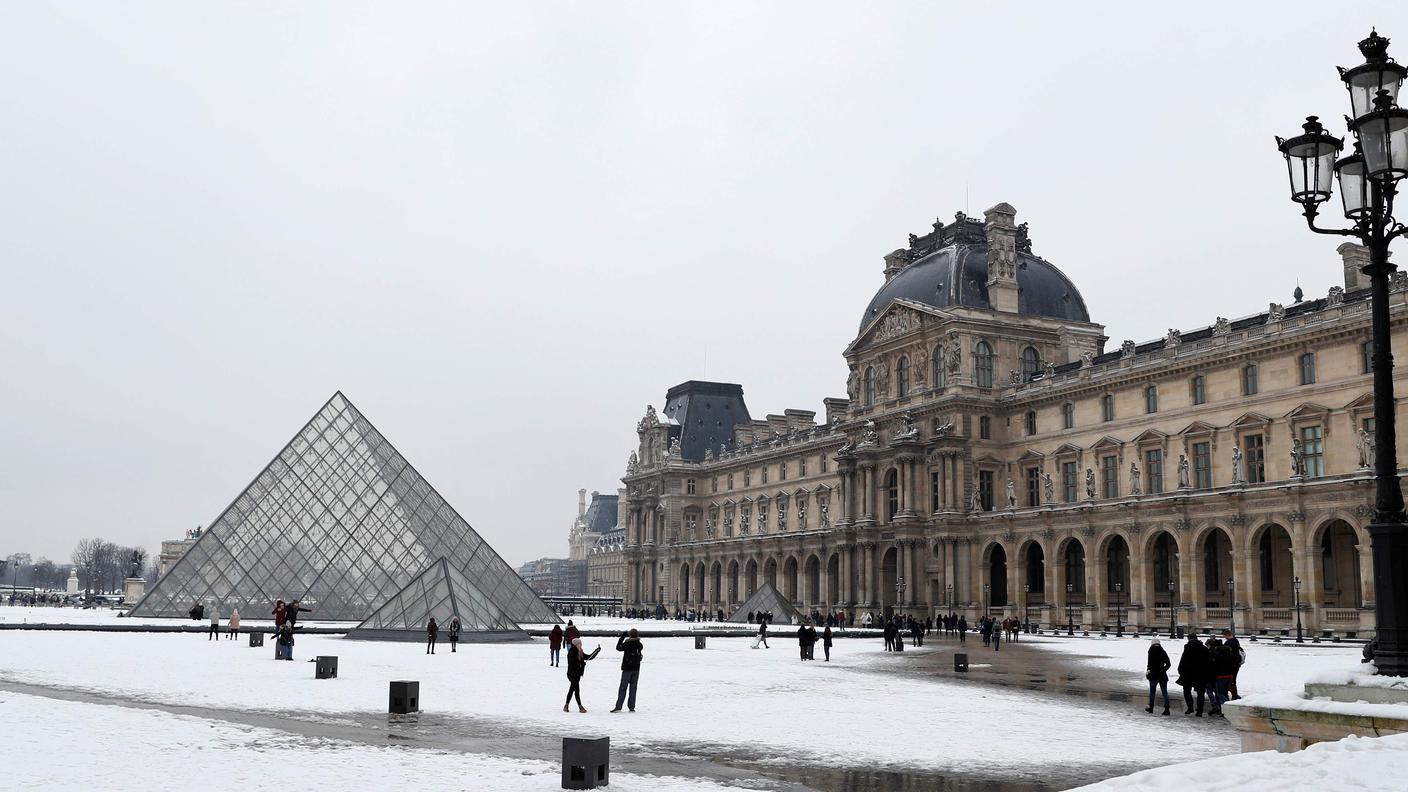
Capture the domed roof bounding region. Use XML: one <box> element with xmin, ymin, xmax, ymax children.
<box><xmin>859</xmin><ymin>215</ymin><xmax>1090</xmax><ymax>331</ymax></box>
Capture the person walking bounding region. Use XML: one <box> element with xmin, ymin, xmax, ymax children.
<box><xmin>991</xmin><ymin>624</ymin><xmax>1001</xmax><ymax>652</ymax></box>
<box><xmin>549</xmin><ymin>624</ymin><xmax>564</xmax><ymax>666</ymax></box>
<box><xmin>208</xmin><ymin>607</ymin><xmax>220</xmax><ymax>640</ymax></box>
<box><xmin>1210</xmin><ymin>637</ymin><xmax>1237</xmax><ymax>717</ymax></box>
<box><xmin>610</xmin><ymin>629</ymin><xmax>643</xmax><ymax>713</ymax></box>
<box><xmin>797</xmin><ymin>623</ymin><xmax>810</xmax><ymax>661</ymax></box>
<box><xmin>1222</xmin><ymin>629</ymin><xmax>1245</xmax><ymax>700</ymax></box>
<box><xmin>285</xmin><ymin>600</ymin><xmax>312</xmax><ymax>627</ymax></box>
<box><xmin>426</xmin><ymin>617</ymin><xmax>439</xmax><ymax>654</ymax></box>
<box><xmin>564</xmin><ymin>638</ymin><xmax>601</xmax><ymax>713</ymax></box>
<box><xmin>1177</xmin><ymin>632</ymin><xmax>1210</xmax><ymax>716</ymax></box>
<box><xmin>564</xmin><ymin>619</ymin><xmax>580</xmax><ymax>645</ymax></box>
<box><xmin>758</xmin><ymin>620</ymin><xmax>769</xmax><ymax>649</ymax></box>
<box><xmin>958</xmin><ymin>615</ymin><xmax>967</xmax><ymax>643</ymax></box>
<box><xmin>1145</xmin><ymin>639</ymin><xmax>1172</xmax><ymax>715</ymax></box>
<box><xmin>822</xmin><ymin>625</ymin><xmax>833</xmax><ymax>661</ymax></box>
<box><xmin>448</xmin><ymin>617</ymin><xmax>461</xmax><ymax>653</ymax></box>
<box><xmin>227</xmin><ymin>609</ymin><xmax>240</xmax><ymax>640</ymax></box>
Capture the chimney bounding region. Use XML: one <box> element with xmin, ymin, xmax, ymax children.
<box><xmin>783</xmin><ymin>408</ymin><xmax>817</xmax><ymax>432</ymax></box>
<box><xmin>983</xmin><ymin>203</ymin><xmax>1020</xmax><ymax>313</ymax></box>
<box><xmin>577</xmin><ymin>488</ymin><xmax>587</xmax><ymax>517</ymax></box>
<box><xmin>883</xmin><ymin>249</ymin><xmax>909</xmax><ymax>282</ymax></box>
<box><xmin>1338</xmin><ymin>242</ymin><xmax>1370</xmax><ymax>291</ymax></box>
<box><xmin>822</xmin><ymin>397</ymin><xmax>849</xmax><ymax>426</ymax></box>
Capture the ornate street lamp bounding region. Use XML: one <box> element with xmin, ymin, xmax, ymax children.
<box><xmin>895</xmin><ymin>576</ymin><xmax>906</xmax><ymax>617</ymax></box>
<box><xmin>1066</xmin><ymin>582</ymin><xmax>1075</xmax><ymax>636</ymax></box>
<box><xmin>1169</xmin><ymin>580</ymin><xmax>1178</xmax><ymax>639</ymax></box>
<box><xmin>946</xmin><ymin>581</ymin><xmax>954</xmax><ymax>613</ymax></box>
<box><xmin>1277</xmin><ymin>29</ymin><xmax>1408</xmax><ymax>675</ymax></box>
<box><xmin>1114</xmin><ymin>582</ymin><xmax>1124</xmax><ymax>637</ymax></box>
<box><xmin>1294</xmin><ymin>576</ymin><xmax>1305</xmax><ymax>643</ymax></box>
<box><xmin>983</xmin><ymin>583</ymin><xmax>990</xmax><ymax>618</ymax></box>
<box><xmin>1226</xmin><ymin>576</ymin><xmax>1236</xmax><ymax>636</ymax></box>
<box><xmin>1024</xmin><ymin>583</ymin><xmax>1032</xmax><ymax>632</ymax></box>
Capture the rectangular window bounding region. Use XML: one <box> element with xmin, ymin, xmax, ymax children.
<box><xmin>821</xmin><ymin>455</ymin><xmax>828</xmax><ymax>473</ymax></box>
<box><xmin>744</xmin><ymin>470</ymin><xmax>751</xmax><ymax>487</ymax></box>
<box><xmin>1101</xmin><ymin>455</ymin><xmax>1118</xmax><ymax>498</ymax></box>
<box><xmin>1245</xmin><ymin>434</ymin><xmax>1265</xmax><ymax>484</ymax></box>
<box><xmin>800</xmin><ymin>457</ymin><xmax>807</xmax><ymax>477</ymax></box>
<box><xmin>1191</xmin><ymin>375</ymin><xmax>1206</xmax><ymax>405</ymax></box>
<box><xmin>727</xmin><ymin>474</ymin><xmax>734</xmax><ymax>490</ymax></box>
<box><xmin>1193</xmin><ymin>441</ymin><xmax>1212</xmax><ymax>488</ymax></box>
<box><xmin>1025</xmin><ymin>410</ymin><xmax>1037</xmax><ymax>436</ymax></box>
<box><xmin>779</xmin><ymin>462</ymin><xmax>786</xmax><ymax>481</ymax></box>
<box><xmin>980</xmin><ymin>416</ymin><xmax>992</xmax><ymax>440</ymax></box>
<box><xmin>761</xmin><ymin>467</ymin><xmax>767</xmax><ymax>484</ymax></box>
<box><xmin>1062</xmin><ymin>461</ymin><xmax>1078</xmax><ymax>503</ymax></box>
<box><xmin>1363</xmin><ymin>341</ymin><xmax>1374</xmax><ymax>373</ymax></box>
<box><xmin>1025</xmin><ymin>467</ymin><xmax>1040</xmax><ymax>507</ymax></box>
<box><xmin>931</xmin><ymin>471</ymin><xmax>940</xmax><ymax>513</ymax></box>
<box><xmin>1145</xmin><ymin>449</ymin><xmax>1163</xmax><ymax>494</ymax></box>
<box><xmin>1101</xmin><ymin>395</ymin><xmax>1114</xmax><ymax>422</ymax></box>
<box><xmin>1062</xmin><ymin>403</ymin><xmax>1074</xmax><ymax>429</ymax></box>
<box><xmin>1242</xmin><ymin>364</ymin><xmax>1259</xmax><ymax>396</ymax></box>
<box><xmin>1301</xmin><ymin>425</ymin><xmax>1325</xmax><ymax>477</ymax></box>
<box><xmin>978</xmin><ymin>470</ymin><xmax>994</xmax><ymax>511</ymax></box>
<box><xmin>712</xmin><ymin>477</ymin><xmax>718</xmax><ymax>493</ymax></box>
<box><xmin>1145</xmin><ymin>386</ymin><xmax>1158</xmax><ymax>414</ymax></box>
<box><xmin>686</xmin><ymin>478</ymin><xmax>696</xmax><ymax>495</ymax></box>
<box><xmin>1299</xmin><ymin>352</ymin><xmax>1317</xmax><ymax>385</ymax></box>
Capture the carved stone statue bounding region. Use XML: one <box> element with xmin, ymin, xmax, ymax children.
<box><xmin>846</xmin><ymin>367</ymin><xmax>861</xmax><ymax>402</ymax></box>
<box><xmin>947</xmin><ymin>332</ymin><xmax>961</xmax><ymax>374</ymax></box>
<box><xmin>777</xmin><ymin>502</ymin><xmax>786</xmax><ymax>530</ymax></box>
<box><xmin>705</xmin><ymin>518</ymin><xmax>715</xmax><ymax>538</ymax></box>
<box><xmin>1006</xmin><ymin>479</ymin><xmax>1016</xmax><ymax>509</ymax></box>
<box><xmin>1177</xmin><ymin>455</ymin><xmax>1191</xmax><ymax>489</ymax></box>
<box><xmin>1327</xmin><ymin>286</ymin><xmax>1345</xmax><ymax>307</ymax></box>
<box><xmin>1042</xmin><ymin>472</ymin><xmax>1054</xmax><ymax>505</ymax></box>
<box><xmin>1358</xmin><ymin>428</ymin><xmax>1375</xmax><ymax>470</ymax></box>
<box><xmin>1130</xmin><ymin>462</ymin><xmax>1142</xmax><ymax>495</ymax></box>
<box><xmin>861</xmin><ymin>419</ymin><xmax>879</xmax><ymax>445</ymax></box>
<box><xmin>797</xmin><ymin>502</ymin><xmax>807</xmax><ymax>528</ymax></box>
<box><xmin>1081</xmin><ymin>351</ymin><xmax>1095</xmax><ymax>368</ymax></box>
<box><xmin>1085</xmin><ymin>468</ymin><xmax>1096</xmax><ymax>499</ymax></box>
<box><xmin>970</xmin><ymin>488</ymin><xmax>983</xmax><ymax>512</ymax></box>
<box><xmin>895</xmin><ymin>412</ymin><xmax>918</xmax><ymax>440</ymax></box>
<box><xmin>1213</xmin><ymin>316</ymin><xmax>1231</xmax><ymax>336</ymax></box>
<box><xmin>667</xmin><ymin>435</ymin><xmax>681</xmax><ymax>457</ymax></box>
<box><xmin>627</xmin><ymin>451</ymin><xmax>639</xmax><ymax>474</ymax></box>
<box><xmin>1290</xmin><ymin>438</ymin><xmax>1305</xmax><ymax>477</ymax></box>
<box><xmin>636</xmin><ymin>405</ymin><xmax>659</xmax><ymax>432</ymax></box>
<box><xmin>819</xmin><ymin>500</ymin><xmax>830</xmax><ymax>526</ymax></box>
<box><xmin>932</xmin><ymin>419</ymin><xmax>954</xmax><ymax>438</ymax></box>
<box><xmin>1231</xmin><ymin>445</ymin><xmax>1244</xmax><ymax>484</ymax></box>
<box><xmin>1268</xmin><ymin>302</ymin><xmax>1286</xmax><ymax>323</ymax></box>
<box><xmin>1009</xmin><ymin>369</ymin><xmax>1021</xmax><ymax>387</ymax></box>
<box><xmin>1120</xmin><ymin>339</ymin><xmax>1136</xmax><ymax>358</ymax></box>
<box><xmin>875</xmin><ymin>364</ymin><xmax>890</xmax><ymax>397</ymax></box>
<box><xmin>1044</xmin><ymin>361</ymin><xmax>1056</xmax><ymax>379</ymax></box>
<box><xmin>1164</xmin><ymin>329</ymin><xmax>1182</xmax><ymax>349</ymax></box>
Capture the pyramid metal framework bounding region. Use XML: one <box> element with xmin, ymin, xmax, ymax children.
<box><xmin>130</xmin><ymin>392</ymin><xmax>559</xmax><ymax>624</ymax></box>
<box><xmin>726</xmin><ymin>582</ymin><xmax>805</xmax><ymax>625</ymax></box>
<box><xmin>347</xmin><ymin>557</ymin><xmax>529</xmax><ymax>642</ymax></box>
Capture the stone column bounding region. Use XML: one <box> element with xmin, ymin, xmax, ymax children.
<box><xmin>1360</xmin><ymin>544</ymin><xmax>1376</xmax><ymax>607</ymax></box>
<box><xmin>861</xmin><ymin>463</ymin><xmax>876</xmax><ymax>521</ymax></box>
<box><xmin>900</xmin><ymin>541</ymin><xmax>913</xmax><ymax>605</ymax></box>
<box><xmin>838</xmin><ymin>544</ymin><xmax>851</xmax><ymax>605</ymax></box>
<box><xmin>1130</xmin><ymin>539</ymin><xmax>1150</xmax><ymax>631</ymax></box>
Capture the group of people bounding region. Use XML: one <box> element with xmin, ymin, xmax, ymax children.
<box><xmin>977</xmin><ymin>616</ymin><xmax>1016</xmax><ymax>650</ymax></box>
<box><xmin>270</xmin><ymin>599</ymin><xmax>311</xmax><ymax>660</ymax></box>
<box><xmin>795</xmin><ymin>622</ymin><xmax>832</xmax><ymax>661</ymax></box>
<box><xmin>1147</xmin><ymin>630</ymin><xmax>1245</xmax><ymax>717</ymax></box>
<box><xmin>424</xmin><ymin>617</ymin><xmax>462</xmax><ymax>654</ymax></box>
<box><xmin>558</xmin><ymin>620</ymin><xmax>645</xmax><ymax>715</ymax></box>
<box><xmin>206</xmin><ymin>607</ymin><xmax>240</xmax><ymax>639</ymax></box>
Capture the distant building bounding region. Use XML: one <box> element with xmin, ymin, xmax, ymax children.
<box><xmin>516</xmin><ymin>557</ymin><xmax>583</xmax><ymax>597</ymax></box>
<box><xmin>571</xmin><ymin>489</ymin><xmax>625</xmax><ymax>599</ymax></box>
<box><xmin>158</xmin><ymin>527</ymin><xmax>202</xmax><ymax>579</ymax></box>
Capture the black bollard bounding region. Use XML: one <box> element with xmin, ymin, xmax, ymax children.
<box><xmin>389</xmin><ymin>680</ymin><xmax>419</xmax><ymax>714</ymax></box>
<box><xmin>562</xmin><ymin>736</ymin><xmax>609</xmax><ymax>789</ymax></box>
<box><xmin>249</xmin><ymin>632</ymin><xmax>264</xmax><ymax>647</ymax></box>
<box><xmin>315</xmin><ymin>655</ymin><xmax>338</xmax><ymax>679</ymax></box>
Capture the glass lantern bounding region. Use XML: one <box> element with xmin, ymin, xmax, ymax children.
<box><xmin>1352</xmin><ymin>95</ymin><xmax>1408</xmax><ymax>181</ymax></box>
<box><xmin>1340</xmin><ymin>30</ymin><xmax>1406</xmax><ymax>120</ymax></box>
<box><xmin>1277</xmin><ymin>116</ymin><xmax>1344</xmax><ymax>203</ymax></box>
<box><xmin>1335</xmin><ymin>145</ymin><xmax>1370</xmax><ymax>218</ymax></box>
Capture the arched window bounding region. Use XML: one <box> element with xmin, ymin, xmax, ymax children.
<box><xmin>1144</xmin><ymin>385</ymin><xmax>1158</xmax><ymax>414</ymax></box>
<box><xmin>1022</xmin><ymin>346</ymin><xmax>1041</xmax><ymax>381</ymax></box>
<box><xmin>932</xmin><ymin>346</ymin><xmax>947</xmax><ymax>388</ymax></box>
<box><xmin>974</xmin><ymin>341</ymin><xmax>994</xmax><ymax>388</ymax></box>
<box><xmin>885</xmin><ymin>468</ymin><xmax>900</xmax><ymax>519</ymax></box>
<box><xmin>897</xmin><ymin>356</ymin><xmax>910</xmax><ymax>397</ymax></box>
<box><xmin>864</xmin><ymin>366</ymin><xmax>876</xmax><ymax>406</ymax></box>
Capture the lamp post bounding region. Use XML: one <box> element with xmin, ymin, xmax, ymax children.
<box><xmin>1294</xmin><ymin>576</ymin><xmax>1305</xmax><ymax>643</ymax></box>
<box><xmin>1066</xmin><ymin>582</ymin><xmax>1075</xmax><ymax>636</ymax></box>
<box><xmin>1114</xmin><ymin>582</ymin><xmax>1124</xmax><ymax>637</ymax></box>
<box><xmin>1169</xmin><ymin>580</ymin><xmax>1178</xmax><ymax>639</ymax></box>
<box><xmin>1226</xmin><ymin>577</ymin><xmax>1236</xmax><ymax>636</ymax></box>
<box><xmin>895</xmin><ymin>576</ymin><xmax>906</xmax><ymax>619</ymax></box>
<box><xmin>983</xmin><ymin>583</ymin><xmax>990</xmax><ymax>618</ymax></box>
<box><xmin>1276</xmin><ymin>30</ymin><xmax>1408</xmax><ymax>675</ymax></box>
<box><xmin>1024</xmin><ymin>583</ymin><xmax>1032</xmax><ymax>631</ymax></box>
<box><xmin>946</xmin><ymin>582</ymin><xmax>953</xmax><ymax>614</ymax></box>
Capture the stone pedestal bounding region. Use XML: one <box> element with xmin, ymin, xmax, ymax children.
<box><xmin>1226</xmin><ymin>669</ymin><xmax>1408</xmax><ymax>752</ymax></box>
<box><xmin>66</xmin><ymin>570</ymin><xmax>79</xmax><ymax>595</ymax></box>
<box><xmin>122</xmin><ymin>578</ymin><xmax>145</xmax><ymax>604</ymax></box>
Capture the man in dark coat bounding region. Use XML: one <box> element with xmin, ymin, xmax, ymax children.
<box><xmin>610</xmin><ymin>629</ymin><xmax>643</xmax><ymax>712</ymax></box>
<box><xmin>957</xmin><ymin>615</ymin><xmax>967</xmax><ymax>643</ymax></box>
<box><xmin>1145</xmin><ymin>639</ymin><xmax>1172</xmax><ymax>715</ymax></box>
<box><xmin>797</xmin><ymin>623</ymin><xmax>809</xmax><ymax>661</ymax></box>
<box><xmin>285</xmin><ymin>600</ymin><xmax>312</xmax><ymax>627</ymax></box>
<box><xmin>1177</xmin><ymin>633</ymin><xmax>1210</xmax><ymax>715</ymax></box>
<box><xmin>822</xmin><ymin>625</ymin><xmax>833</xmax><ymax>661</ymax></box>
<box><xmin>426</xmin><ymin>617</ymin><xmax>438</xmax><ymax>654</ymax></box>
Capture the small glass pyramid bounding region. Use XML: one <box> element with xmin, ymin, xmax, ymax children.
<box><xmin>129</xmin><ymin>392</ymin><xmax>559</xmax><ymax>625</ymax></box>
<box><xmin>727</xmin><ymin>582</ymin><xmax>805</xmax><ymax>625</ymax></box>
<box><xmin>348</xmin><ymin>557</ymin><xmax>522</xmax><ymax>639</ymax></box>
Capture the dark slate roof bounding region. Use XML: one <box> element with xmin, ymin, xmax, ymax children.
<box><xmin>860</xmin><ymin>218</ymin><xmax>1090</xmax><ymax>331</ymax></box>
<box><xmin>583</xmin><ymin>493</ymin><xmax>618</xmax><ymax>534</ymax></box>
<box><xmin>662</xmin><ymin>381</ymin><xmax>752</xmax><ymax>462</ymax></box>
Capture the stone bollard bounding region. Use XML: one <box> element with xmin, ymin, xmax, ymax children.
<box><xmin>249</xmin><ymin>632</ymin><xmax>264</xmax><ymax>647</ymax></box>
<box><xmin>562</xmin><ymin>736</ymin><xmax>609</xmax><ymax>789</ymax></box>
<box><xmin>315</xmin><ymin>655</ymin><xmax>338</xmax><ymax>679</ymax></box>
<box><xmin>695</xmin><ymin>635</ymin><xmax>706</xmax><ymax>649</ymax></box>
<box><xmin>954</xmin><ymin>652</ymin><xmax>969</xmax><ymax>672</ymax></box>
<box><xmin>389</xmin><ymin>680</ymin><xmax>419</xmax><ymax>714</ymax></box>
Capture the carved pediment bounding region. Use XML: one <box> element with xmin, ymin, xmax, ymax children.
<box><xmin>1343</xmin><ymin>392</ymin><xmax>1374</xmax><ymax>412</ymax></box>
<box><xmin>1131</xmin><ymin>428</ymin><xmax>1169</xmax><ymax>444</ymax></box>
<box><xmin>849</xmin><ymin>300</ymin><xmax>948</xmax><ymax>354</ymax></box>
<box><xmin>1230</xmin><ymin>411</ymin><xmax>1273</xmax><ymax>428</ymax></box>
<box><xmin>1284</xmin><ymin>402</ymin><xmax>1331</xmax><ymax>421</ymax></box>
<box><xmin>1018</xmin><ymin>448</ymin><xmax>1046</xmax><ymax>461</ymax></box>
<box><xmin>1052</xmin><ymin>442</ymin><xmax>1083</xmax><ymax>457</ymax></box>
<box><xmin>1178</xmin><ymin>420</ymin><xmax>1219</xmax><ymax>437</ymax></box>
<box><xmin>1091</xmin><ymin>435</ymin><xmax>1125</xmax><ymax>450</ymax></box>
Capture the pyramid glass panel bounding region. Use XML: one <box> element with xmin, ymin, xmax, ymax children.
<box><xmin>726</xmin><ymin>582</ymin><xmax>805</xmax><ymax>625</ymax></box>
<box><xmin>351</xmin><ymin>557</ymin><xmax>522</xmax><ymax>636</ymax></box>
<box><xmin>130</xmin><ymin>392</ymin><xmax>559</xmax><ymax>624</ymax></box>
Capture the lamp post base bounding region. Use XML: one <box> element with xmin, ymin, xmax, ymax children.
<box><xmin>1369</xmin><ymin>520</ymin><xmax>1408</xmax><ymax>676</ymax></box>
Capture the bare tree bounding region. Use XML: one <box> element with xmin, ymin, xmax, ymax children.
<box><xmin>71</xmin><ymin>538</ymin><xmax>104</xmax><ymax>598</ymax></box>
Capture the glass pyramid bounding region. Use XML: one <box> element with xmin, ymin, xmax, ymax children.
<box><xmin>727</xmin><ymin>582</ymin><xmax>804</xmax><ymax>625</ymax></box>
<box><xmin>129</xmin><ymin>392</ymin><xmax>559</xmax><ymax>625</ymax></box>
<box><xmin>350</xmin><ymin>557</ymin><xmax>520</xmax><ymax>637</ymax></box>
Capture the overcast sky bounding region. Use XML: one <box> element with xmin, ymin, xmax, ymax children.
<box><xmin>0</xmin><ymin>3</ymin><xmax>1396</xmax><ymax>568</ymax></box>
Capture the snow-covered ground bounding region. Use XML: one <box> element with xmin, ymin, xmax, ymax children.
<box><xmin>1023</xmin><ymin>633</ymin><xmax>1366</xmax><ymax>696</ymax></box>
<box><xmin>1069</xmin><ymin>731</ymin><xmax>1408</xmax><ymax>791</ymax></box>
<box><xmin>0</xmin><ymin>690</ymin><xmax>740</xmax><ymax>792</ymax></box>
<box><xmin>0</xmin><ymin>605</ymin><xmax>355</xmax><ymax>629</ymax></box>
<box><xmin>0</xmin><ymin>629</ymin><xmax>1235</xmax><ymax>780</ymax></box>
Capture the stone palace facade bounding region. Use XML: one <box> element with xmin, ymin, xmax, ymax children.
<box><xmin>620</xmin><ymin>203</ymin><xmax>1402</xmax><ymax>636</ymax></box>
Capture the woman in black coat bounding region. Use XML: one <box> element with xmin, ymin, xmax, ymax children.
<box><xmin>1176</xmin><ymin>633</ymin><xmax>1210</xmax><ymax>715</ymax></box>
<box><xmin>1145</xmin><ymin>639</ymin><xmax>1172</xmax><ymax>715</ymax></box>
<box><xmin>564</xmin><ymin>639</ymin><xmax>602</xmax><ymax>713</ymax></box>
